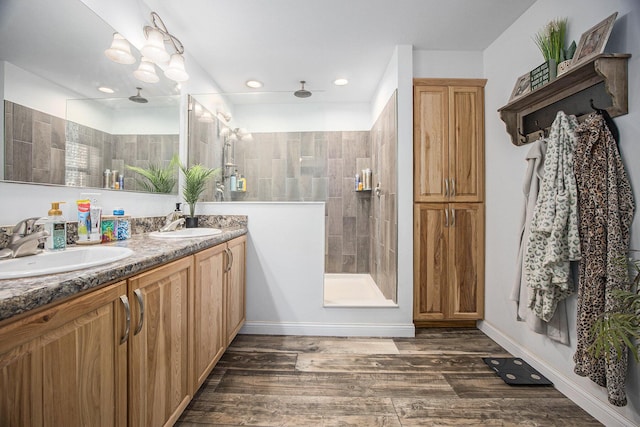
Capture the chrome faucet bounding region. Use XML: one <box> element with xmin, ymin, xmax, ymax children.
<box><xmin>215</xmin><ymin>181</ymin><xmax>225</xmax><ymax>201</ymax></box>
<box><xmin>159</xmin><ymin>208</ymin><xmax>185</xmax><ymax>232</ymax></box>
<box><xmin>0</xmin><ymin>217</ymin><xmax>49</xmax><ymax>259</ymax></box>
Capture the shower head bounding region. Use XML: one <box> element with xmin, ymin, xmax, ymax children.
<box><xmin>294</xmin><ymin>80</ymin><xmax>312</xmax><ymax>98</ymax></box>
<box><xmin>129</xmin><ymin>87</ymin><xmax>148</xmax><ymax>103</ymax></box>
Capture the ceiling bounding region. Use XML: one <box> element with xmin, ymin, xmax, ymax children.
<box><xmin>0</xmin><ymin>0</ymin><xmax>537</xmax><ymax>104</ymax></box>
<box><xmin>142</xmin><ymin>0</ymin><xmax>537</xmax><ymax>103</ymax></box>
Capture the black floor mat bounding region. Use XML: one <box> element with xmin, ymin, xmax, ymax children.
<box><xmin>482</xmin><ymin>357</ymin><xmax>553</xmax><ymax>386</ymax></box>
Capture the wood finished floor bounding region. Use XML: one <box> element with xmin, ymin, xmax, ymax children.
<box><xmin>177</xmin><ymin>328</ymin><xmax>601</xmax><ymax>426</ymax></box>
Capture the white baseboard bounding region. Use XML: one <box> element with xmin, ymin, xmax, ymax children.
<box><xmin>478</xmin><ymin>320</ymin><xmax>635</xmax><ymax>427</ymax></box>
<box><xmin>240</xmin><ymin>321</ymin><xmax>415</xmax><ymax>337</ymax></box>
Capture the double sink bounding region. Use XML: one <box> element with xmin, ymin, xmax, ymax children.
<box><xmin>0</xmin><ymin>228</ymin><xmax>222</xmax><ymax>280</ymax></box>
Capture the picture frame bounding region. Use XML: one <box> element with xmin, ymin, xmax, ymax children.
<box><xmin>509</xmin><ymin>73</ymin><xmax>531</xmax><ymax>101</ymax></box>
<box><xmin>571</xmin><ymin>12</ymin><xmax>618</xmax><ymax>66</ymax></box>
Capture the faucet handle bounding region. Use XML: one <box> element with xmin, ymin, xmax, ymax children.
<box><xmin>12</xmin><ymin>217</ymin><xmax>43</xmax><ymax>236</ymax></box>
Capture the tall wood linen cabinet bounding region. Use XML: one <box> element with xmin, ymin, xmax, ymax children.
<box><xmin>413</xmin><ymin>78</ymin><xmax>486</xmax><ymax>326</ymax></box>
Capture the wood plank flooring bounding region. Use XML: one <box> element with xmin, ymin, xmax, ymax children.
<box><xmin>177</xmin><ymin>328</ymin><xmax>601</xmax><ymax>426</ymax></box>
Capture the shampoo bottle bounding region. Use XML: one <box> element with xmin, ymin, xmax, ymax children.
<box><xmin>45</xmin><ymin>202</ymin><xmax>66</xmax><ymax>251</ymax></box>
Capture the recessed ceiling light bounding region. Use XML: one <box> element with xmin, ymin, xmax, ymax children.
<box><xmin>246</xmin><ymin>80</ymin><xmax>263</xmax><ymax>88</ymax></box>
<box><xmin>98</xmin><ymin>86</ymin><xmax>115</xmax><ymax>94</ymax></box>
<box><xmin>333</xmin><ymin>78</ymin><xmax>349</xmax><ymax>86</ymax></box>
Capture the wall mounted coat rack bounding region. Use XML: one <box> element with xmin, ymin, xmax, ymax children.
<box><xmin>498</xmin><ymin>54</ymin><xmax>630</xmax><ymax>146</ymax></box>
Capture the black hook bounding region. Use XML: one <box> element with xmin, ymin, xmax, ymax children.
<box><xmin>590</xmin><ymin>99</ymin><xmax>604</xmax><ymax>114</ymax></box>
<box><xmin>534</xmin><ymin>120</ymin><xmax>549</xmax><ymax>138</ymax></box>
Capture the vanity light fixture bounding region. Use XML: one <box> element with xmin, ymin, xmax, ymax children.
<box><xmin>141</xmin><ymin>12</ymin><xmax>189</xmax><ymax>82</ymax></box>
<box><xmin>246</xmin><ymin>80</ymin><xmax>263</xmax><ymax>89</ymax></box>
<box><xmin>133</xmin><ymin>57</ymin><xmax>160</xmax><ymax>83</ymax></box>
<box><xmin>333</xmin><ymin>78</ymin><xmax>349</xmax><ymax>86</ymax></box>
<box><xmin>104</xmin><ymin>33</ymin><xmax>136</xmax><ymax>64</ymax></box>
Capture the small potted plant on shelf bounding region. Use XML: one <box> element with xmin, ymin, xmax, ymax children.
<box><xmin>589</xmin><ymin>254</ymin><xmax>640</xmax><ymax>363</ymax></box>
<box><xmin>180</xmin><ymin>162</ymin><xmax>219</xmax><ymax>228</ymax></box>
<box><xmin>532</xmin><ymin>17</ymin><xmax>567</xmax><ymax>86</ymax></box>
<box><xmin>126</xmin><ymin>155</ymin><xmax>179</xmax><ymax>193</ymax></box>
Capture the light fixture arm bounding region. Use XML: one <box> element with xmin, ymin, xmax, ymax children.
<box><xmin>144</xmin><ymin>11</ymin><xmax>184</xmax><ymax>55</ymax></box>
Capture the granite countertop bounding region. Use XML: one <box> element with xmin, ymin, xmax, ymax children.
<box><xmin>0</xmin><ymin>226</ymin><xmax>247</xmax><ymax>323</ymax></box>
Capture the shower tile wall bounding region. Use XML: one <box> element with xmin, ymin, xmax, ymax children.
<box><xmin>370</xmin><ymin>91</ymin><xmax>398</xmax><ymax>301</ymax></box>
<box><xmin>4</xmin><ymin>101</ymin><xmax>178</xmax><ymax>193</ymax></box>
<box><xmin>233</xmin><ymin>130</ymin><xmax>372</xmax><ymax>272</ymax></box>
<box><xmin>4</xmin><ymin>101</ymin><xmax>66</xmax><ymax>185</ymax></box>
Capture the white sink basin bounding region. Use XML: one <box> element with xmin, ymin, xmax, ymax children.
<box><xmin>0</xmin><ymin>246</ymin><xmax>133</xmax><ymax>280</ymax></box>
<box><xmin>148</xmin><ymin>228</ymin><xmax>222</xmax><ymax>239</ymax></box>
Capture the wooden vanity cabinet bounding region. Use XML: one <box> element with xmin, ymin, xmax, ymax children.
<box><xmin>0</xmin><ymin>281</ymin><xmax>128</xmax><ymax>427</ymax></box>
<box><xmin>127</xmin><ymin>256</ymin><xmax>193</xmax><ymax>427</ymax></box>
<box><xmin>192</xmin><ymin>235</ymin><xmax>246</xmax><ymax>390</ymax></box>
<box><xmin>225</xmin><ymin>236</ymin><xmax>246</xmax><ymax>346</ymax></box>
<box><xmin>193</xmin><ymin>244</ymin><xmax>226</xmax><ymax>390</ymax></box>
<box><xmin>0</xmin><ymin>235</ymin><xmax>247</xmax><ymax>426</ymax></box>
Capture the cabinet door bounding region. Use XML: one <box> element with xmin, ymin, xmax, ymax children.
<box><xmin>193</xmin><ymin>244</ymin><xmax>226</xmax><ymax>391</ymax></box>
<box><xmin>449</xmin><ymin>86</ymin><xmax>484</xmax><ymax>202</ymax></box>
<box><xmin>414</xmin><ymin>85</ymin><xmax>449</xmax><ymax>202</ymax></box>
<box><xmin>225</xmin><ymin>236</ymin><xmax>246</xmax><ymax>346</ymax></box>
<box><xmin>448</xmin><ymin>203</ymin><xmax>484</xmax><ymax>319</ymax></box>
<box><xmin>0</xmin><ymin>281</ymin><xmax>128</xmax><ymax>427</ymax></box>
<box><xmin>128</xmin><ymin>257</ymin><xmax>192</xmax><ymax>427</ymax></box>
<box><xmin>413</xmin><ymin>204</ymin><xmax>448</xmax><ymax>321</ymax></box>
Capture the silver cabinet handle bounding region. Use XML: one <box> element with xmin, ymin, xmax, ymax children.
<box><xmin>229</xmin><ymin>248</ymin><xmax>234</xmax><ymax>271</ymax></box>
<box><xmin>451</xmin><ymin>178</ymin><xmax>456</xmax><ymax>197</ymax></box>
<box><xmin>224</xmin><ymin>248</ymin><xmax>230</xmax><ymax>272</ymax></box>
<box><xmin>119</xmin><ymin>295</ymin><xmax>130</xmax><ymax>345</ymax></box>
<box><xmin>451</xmin><ymin>208</ymin><xmax>456</xmax><ymax>227</ymax></box>
<box><xmin>445</xmin><ymin>208</ymin><xmax>449</xmax><ymax>227</ymax></box>
<box><xmin>133</xmin><ymin>289</ymin><xmax>144</xmax><ymax>336</ymax></box>
<box><xmin>444</xmin><ymin>178</ymin><xmax>449</xmax><ymax>197</ymax></box>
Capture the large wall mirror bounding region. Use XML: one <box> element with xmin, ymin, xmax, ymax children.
<box><xmin>0</xmin><ymin>0</ymin><xmax>180</xmax><ymax>193</ymax></box>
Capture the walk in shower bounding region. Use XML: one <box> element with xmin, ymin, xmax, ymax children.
<box><xmin>188</xmin><ymin>91</ymin><xmax>398</xmax><ymax>307</ymax></box>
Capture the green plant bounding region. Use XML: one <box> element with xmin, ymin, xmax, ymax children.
<box><xmin>589</xmin><ymin>255</ymin><xmax>640</xmax><ymax>362</ymax></box>
<box><xmin>533</xmin><ymin>17</ymin><xmax>567</xmax><ymax>64</ymax></box>
<box><xmin>126</xmin><ymin>155</ymin><xmax>179</xmax><ymax>194</ymax></box>
<box><xmin>180</xmin><ymin>163</ymin><xmax>220</xmax><ymax>218</ymax></box>
<box><xmin>563</xmin><ymin>40</ymin><xmax>577</xmax><ymax>62</ymax></box>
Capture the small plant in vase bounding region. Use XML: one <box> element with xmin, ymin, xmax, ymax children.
<box><xmin>180</xmin><ymin>163</ymin><xmax>220</xmax><ymax>228</ymax></box>
<box><xmin>533</xmin><ymin>17</ymin><xmax>567</xmax><ymax>79</ymax></box>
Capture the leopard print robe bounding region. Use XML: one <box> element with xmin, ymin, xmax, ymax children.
<box><xmin>573</xmin><ymin>113</ymin><xmax>635</xmax><ymax>407</ymax></box>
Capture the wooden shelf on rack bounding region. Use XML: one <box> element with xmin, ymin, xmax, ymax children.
<box><xmin>498</xmin><ymin>54</ymin><xmax>630</xmax><ymax>146</ymax></box>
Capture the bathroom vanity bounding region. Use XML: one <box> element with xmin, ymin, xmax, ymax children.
<box><xmin>0</xmin><ymin>225</ymin><xmax>246</xmax><ymax>426</ymax></box>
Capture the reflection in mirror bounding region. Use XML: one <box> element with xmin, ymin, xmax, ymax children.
<box><xmin>0</xmin><ymin>0</ymin><xmax>180</xmax><ymax>192</ymax></box>
<box><xmin>188</xmin><ymin>91</ymin><xmax>398</xmax><ymax>304</ymax></box>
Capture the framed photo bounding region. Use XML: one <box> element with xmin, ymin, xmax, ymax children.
<box><xmin>509</xmin><ymin>73</ymin><xmax>531</xmax><ymax>101</ymax></box>
<box><xmin>572</xmin><ymin>12</ymin><xmax>618</xmax><ymax>66</ymax></box>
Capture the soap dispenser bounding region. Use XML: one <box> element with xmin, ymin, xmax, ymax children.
<box><xmin>45</xmin><ymin>202</ymin><xmax>66</xmax><ymax>251</ymax></box>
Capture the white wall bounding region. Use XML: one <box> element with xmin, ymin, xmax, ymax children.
<box><xmin>482</xmin><ymin>1</ymin><xmax>639</xmax><ymax>426</ymax></box>
<box><xmin>233</xmin><ymin>102</ymin><xmax>371</xmax><ymax>132</ymax></box>
<box><xmin>206</xmin><ymin>202</ymin><xmax>414</xmax><ymax>336</ymax></box>
<box><xmin>0</xmin><ymin>181</ymin><xmax>179</xmax><ymax>226</ymax></box>
<box><xmin>413</xmin><ymin>50</ymin><xmax>484</xmax><ymax>78</ymax></box>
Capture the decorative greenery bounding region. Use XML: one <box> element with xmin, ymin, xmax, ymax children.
<box><xmin>126</xmin><ymin>155</ymin><xmax>179</xmax><ymax>194</ymax></box>
<box><xmin>180</xmin><ymin>163</ymin><xmax>220</xmax><ymax>218</ymax></box>
<box><xmin>563</xmin><ymin>40</ymin><xmax>577</xmax><ymax>62</ymax></box>
<box><xmin>533</xmin><ymin>18</ymin><xmax>567</xmax><ymax>64</ymax></box>
<box><xmin>589</xmin><ymin>255</ymin><xmax>640</xmax><ymax>363</ymax></box>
